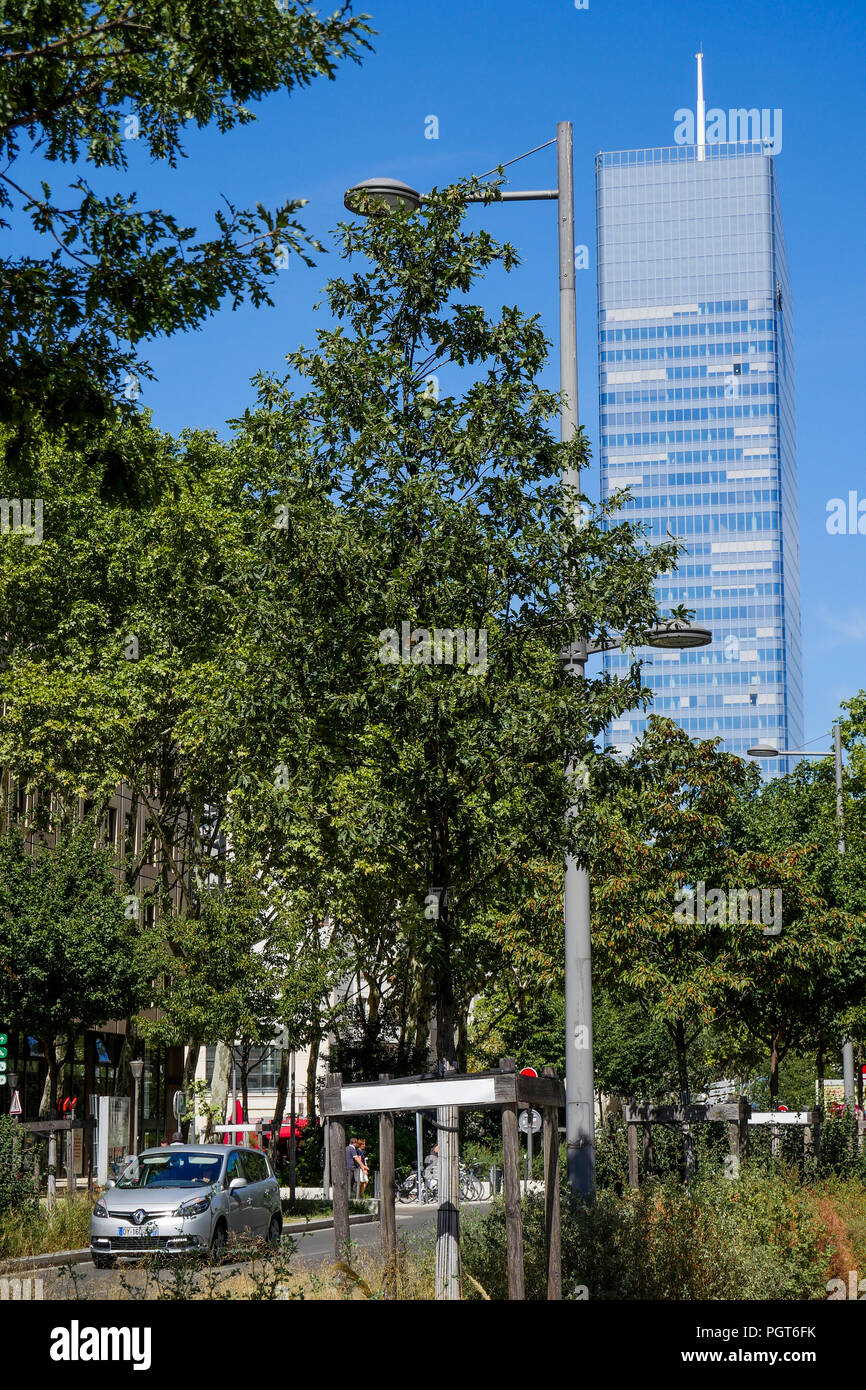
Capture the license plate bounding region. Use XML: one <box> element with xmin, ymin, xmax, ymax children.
<box><xmin>119</xmin><ymin>1225</ymin><xmax>149</xmax><ymax>1237</ymax></box>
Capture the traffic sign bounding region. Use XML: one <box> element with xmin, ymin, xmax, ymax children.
<box><xmin>0</xmin><ymin>1034</ymin><xmax>7</xmax><ymax>1046</ymax></box>
<box><xmin>172</xmin><ymin>1090</ymin><xmax>186</xmax><ymax>1119</ymax></box>
<box><xmin>0</xmin><ymin>1059</ymin><xmax>6</xmax><ymax>1072</ymax></box>
<box><xmin>519</xmin><ymin>1067</ymin><xmax>538</xmax><ymax>1078</ymax></box>
<box><xmin>9</xmin><ymin>1091</ymin><xmax>21</xmax><ymax>1116</ymax></box>
<box><xmin>518</xmin><ymin>1108</ymin><xmax>542</xmax><ymax>1134</ymax></box>
<box><xmin>0</xmin><ymin>1046</ymin><xmax>7</xmax><ymax>1058</ymax></box>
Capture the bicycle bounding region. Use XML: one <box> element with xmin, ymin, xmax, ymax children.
<box><xmin>396</xmin><ymin>1166</ymin><xmax>437</xmax><ymax>1203</ymax></box>
<box><xmin>458</xmin><ymin>1162</ymin><xmax>484</xmax><ymax>1202</ymax></box>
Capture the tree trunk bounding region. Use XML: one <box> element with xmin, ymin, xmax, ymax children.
<box><xmin>817</xmin><ymin>1045</ymin><xmax>825</xmax><ymax>1111</ymax></box>
<box><xmin>241</xmin><ymin>1042</ymin><xmax>250</xmax><ymax>1132</ymax></box>
<box><xmin>769</xmin><ymin>1030</ymin><xmax>783</xmax><ymax>1107</ymax></box>
<box><xmin>305</xmin><ymin>1034</ymin><xmax>321</xmax><ymax>1122</ymax></box>
<box><xmin>43</xmin><ymin>1037</ymin><xmax>59</xmax><ymax>1116</ymax></box>
<box><xmin>271</xmin><ymin>1044</ymin><xmax>290</xmax><ymax>1158</ymax></box>
<box><xmin>206</xmin><ymin>1041</ymin><xmax>231</xmax><ymax>1142</ymax></box>
<box><xmin>674</xmin><ymin>1020</ymin><xmax>690</xmax><ymax>1106</ymax></box>
<box><xmin>181</xmin><ymin>1042</ymin><xmax>201</xmax><ymax>1141</ymax></box>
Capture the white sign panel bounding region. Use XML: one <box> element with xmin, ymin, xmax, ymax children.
<box><xmin>338</xmin><ymin>1077</ymin><xmax>499</xmax><ymax>1114</ymax></box>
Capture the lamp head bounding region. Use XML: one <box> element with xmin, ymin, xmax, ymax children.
<box><xmin>644</xmin><ymin>622</ymin><xmax>712</xmax><ymax>650</ymax></box>
<box><xmin>344</xmin><ymin>177</ymin><xmax>422</xmax><ymax>216</ymax></box>
<box><xmin>130</xmin><ymin>1059</ymin><xmax>145</xmax><ymax>1083</ymax></box>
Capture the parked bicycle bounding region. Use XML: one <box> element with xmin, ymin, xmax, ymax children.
<box><xmin>396</xmin><ymin>1166</ymin><xmax>437</xmax><ymax>1203</ymax></box>
<box><xmin>396</xmin><ymin>1161</ymin><xmax>485</xmax><ymax>1203</ymax></box>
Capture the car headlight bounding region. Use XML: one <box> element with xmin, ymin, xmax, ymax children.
<box><xmin>175</xmin><ymin>1194</ymin><xmax>211</xmax><ymax>1217</ymax></box>
<box><xmin>93</xmin><ymin>1199</ymin><xmax>108</xmax><ymax>1219</ymax></box>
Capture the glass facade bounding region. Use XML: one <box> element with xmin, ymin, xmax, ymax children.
<box><xmin>595</xmin><ymin>143</ymin><xmax>803</xmax><ymax>771</ymax></box>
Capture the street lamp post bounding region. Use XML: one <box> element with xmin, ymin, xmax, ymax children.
<box><xmin>130</xmin><ymin>1058</ymin><xmax>144</xmax><ymax>1157</ymax></box>
<box><xmin>747</xmin><ymin>722</ymin><xmax>855</xmax><ymax>1105</ymax></box>
<box><xmin>346</xmin><ymin>140</ymin><xmax>712</xmax><ymax>1197</ymax></box>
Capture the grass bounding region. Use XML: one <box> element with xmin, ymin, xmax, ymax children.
<box><xmin>0</xmin><ymin>1194</ymin><xmax>92</xmax><ymax>1260</ymax></box>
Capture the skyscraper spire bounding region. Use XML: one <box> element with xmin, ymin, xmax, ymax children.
<box><xmin>696</xmin><ymin>49</ymin><xmax>706</xmax><ymax>161</ymax></box>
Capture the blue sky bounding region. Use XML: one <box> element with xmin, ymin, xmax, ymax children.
<box><xmin>24</xmin><ymin>0</ymin><xmax>866</xmax><ymax>750</ymax></box>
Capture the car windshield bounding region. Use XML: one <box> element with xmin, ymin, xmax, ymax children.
<box><xmin>117</xmin><ymin>1153</ymin><xmax>223</xmax><ymax>1189</ymax></box>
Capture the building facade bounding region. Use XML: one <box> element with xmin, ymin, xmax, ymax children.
<box><xmin>595</xmin><ymin>141</ymin><xmax>803</xmax><ymax>767</ymax></box>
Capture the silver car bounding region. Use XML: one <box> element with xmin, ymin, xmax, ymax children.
<box><xmin>90</xmin><ymin>1144</ymin><xmax>282</xmax><ymax>1267</ymax></box>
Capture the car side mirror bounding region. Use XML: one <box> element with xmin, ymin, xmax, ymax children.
<box><xmin>105</xmin><ymin>1179</ymin><xmax>116</xmax><ymax>1189</ymax></box>
<box><xmin>229</xmin><ymin>1176</ymin><xmax>248</xmax><ymax>1192</ymax></box>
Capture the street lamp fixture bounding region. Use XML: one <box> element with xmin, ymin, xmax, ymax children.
<box><xmin>645</xmin><ymin>622</ymin><xmax>712</xmax><ymax>651</ymax></box>
<box><xmin>344</xmin><ymin>177</ymin><xmax>422</xmax><ymax>215</ymax></box>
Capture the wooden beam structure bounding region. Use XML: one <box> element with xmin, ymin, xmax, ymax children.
<box><xmin>318</xmin><ymin>1059</ymin><xmax>566</xmax><ymax>1300</ymax></box>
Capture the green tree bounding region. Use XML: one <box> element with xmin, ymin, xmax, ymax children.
<box><xmin>0</xmin><ymin>821</ymin><xmax>144</xmax><ymax>1109</ymax></box>
<box><xmin>591</xmin><ymin>718</ymin><xmax>762</xmax><ymax>1104</ymax></box>
<box><xmin>0</xmin><ymin>0</ymin><xmax>372</xmax><ymax>438</ymax></box>
<box><xmin>228</xmin><ymin>181</ymin><xmax>683</xmax><ymax>1067</ymax></box>
<box><xmin>734</xmin><ymin>743</ymin><xmax>866</xmax><ymax>1099</ymax></box>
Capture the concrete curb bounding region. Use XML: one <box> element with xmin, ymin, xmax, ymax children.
<box><xmin>0</xmin><ymin>1213</ymin><xmax>378</xmax><ymax>1274</ymax></box>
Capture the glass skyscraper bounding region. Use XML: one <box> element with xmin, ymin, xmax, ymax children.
<box><xmin>595</xmin><ymin>141</ymin><xmax>803</xmax><ymax>770</ymax></box>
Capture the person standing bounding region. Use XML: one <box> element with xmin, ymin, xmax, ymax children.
<box><xmin>346</xmin><ymin>1135</ymin><xmax>361</xmax><ymax>1193</ymax></box>
<box><xmin>356</xmin><ymin>1138</ymin><xmax>370</xmax><ymax>1198</ymax></box>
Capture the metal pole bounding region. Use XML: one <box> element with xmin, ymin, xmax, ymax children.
<box><xmin>834</xmin><ymin>720</ymin><xmax>856</xmax><ymax>1107</ymax></box>
<box><xmin>415</xmin><ymin>1111</ymin><xmax>424</xmax><ymax>1205</ymax></box>
<box><xmin>289</xmin><ymin>1051</ymin><xmax>297</xmax><ymax>1203</ymax></box>
<box><xmin>556</xmin><ymin>120</ymin><xmax>595</xmax><ymax>1200</ymax></box>
<box><xmin>132</xmin><ymin>1078</ymin><xmax>140</xmax><ymax>1157</ymax></box>
<box><xmin>834</xmin><ymin>722</ymin><xmax>845</xmax><ymax>856</ymax></box>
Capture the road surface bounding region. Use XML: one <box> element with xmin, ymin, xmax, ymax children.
<box><xmin>27</xmin><ymin>1200</ymin><xmax>492</xmax><ymax>1299</ymax></box>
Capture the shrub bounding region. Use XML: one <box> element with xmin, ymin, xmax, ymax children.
<box><xmin>462</xmin><ymin>1169</ymin><xmax>834</xmax><ymax>1300</ymax></box>
<box><xmin>0</xmin><ymin>1116</ymin><xmax>38</xmax><ymax>1221</ymax></box>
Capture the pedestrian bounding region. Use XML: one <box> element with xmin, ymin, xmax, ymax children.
<box><xmin>346</xmin><ymin>1135</ymin><xmax>362</xmax><ymax>1192</ymax></box>
<box><xmin>356</xmin><ymin>1137</ymin><xmax>370</xmax><ymax>1198</ymax></box>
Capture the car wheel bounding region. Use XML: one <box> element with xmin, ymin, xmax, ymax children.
<box><xmin>267</xmin><ymin>1214</ymin><xmax>282</xmax><ymax>1245</ymax></box>
<box><xmin>92</xmin><ymin>1254</ymin><xmax>115</xmax><ymax>1270</ymax></box>
<box><xmin>209</xmin><ymin>1221</ymin><xmax>228</xmax><ymax>1263</ymax></box>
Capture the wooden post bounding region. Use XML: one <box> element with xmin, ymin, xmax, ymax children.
<box><xmin>683</xmin><ymin>1122</ymin><xmax>696</xmax><ymax>1183</ymax></box>
<box><xmin>435</xmin><ymin>1101</ymin><xmax>461</xmax><ymax>1300</ymax></box>
<box><xmin>727</xmin><ymin>1098</ymin><xmax>748</xmax><ymax>1178</ymax></box>
<box><xmin>378</xmin><ymin>1076</ymin><xmax>397</xmax><ymax>1299</ymax></box>
<box><xmin>542</xmin><ymin>1066</ymin><xmax>561</xmax><ymax>1301</ymax></box>
<box><xmin>327</xmin><ymin>1074</ymin><xmax>349</xmax><ymax>1262</ymax></box>
<box><xmin>500</xmin><ymin>1058</ymin><xmax>524</xmax><ymax>1301</ymax></box>
<box><xmin>627</xmin><ymin>1121</ymin><xmax>639</xmax><ymax>1188</ymax></box>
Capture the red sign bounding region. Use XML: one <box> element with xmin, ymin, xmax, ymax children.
<box><xmin>520</xmin><ymin>1067</ymin><xmax>538</xmax><ymax>1078</ymax></box>
<box><xmin>9</xmin><ymin>1091</ymin><xmax>21</xmax><ymax>1116</ymax></box>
